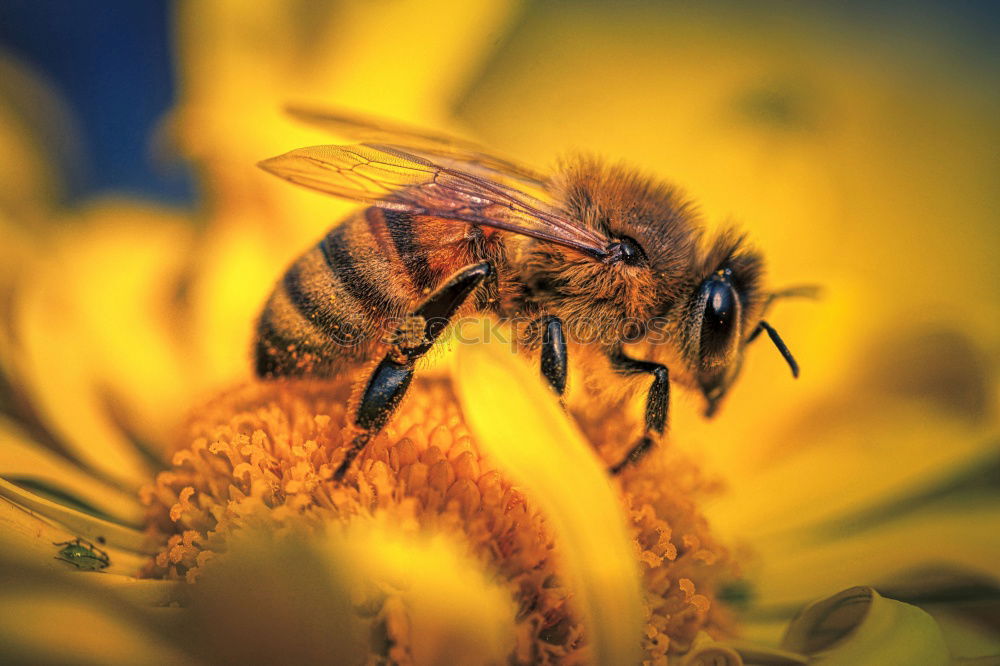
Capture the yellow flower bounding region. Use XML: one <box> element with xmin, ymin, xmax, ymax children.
<box><xmin>1</xmin><ymin>2</ymin><xmax>998</xmax><ymax>665</ymax></box>
<box><xmin>136</xmin><ymin>350</ymin><xmax>735</xmax><ymax>662</ymax></box>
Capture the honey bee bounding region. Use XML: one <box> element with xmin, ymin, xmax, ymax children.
<box><xmin>256</xmin><ymin>107</ymin><xmax>807</xmax><ymax>478</ymax></box>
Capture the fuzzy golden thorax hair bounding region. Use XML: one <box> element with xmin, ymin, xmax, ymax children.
<box><xmin>517</xmin><ymin>157</ymin><xmax>702</xmax><ymax>338</ymax></box>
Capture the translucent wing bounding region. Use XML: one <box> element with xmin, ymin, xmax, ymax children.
<box><xmin>258</xmin><ymin>143</ymin><xmax>611</xmax><ymax>258</ymax></box>
<box><xmin>285</xmin><ymin>105</ymin><xmax>548</xmax><ymax>190</ymax></box>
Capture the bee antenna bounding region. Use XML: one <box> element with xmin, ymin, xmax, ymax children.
<box><xmin>753</xmin><ymin>320</ymin><xmax>799</xmax><ymax>378</ymax></box>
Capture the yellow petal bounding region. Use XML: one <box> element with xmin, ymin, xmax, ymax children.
<box><xmin>781</xmin><ymin>587</ymin><xmax>949</xmax><ymax>665</ymax></box>
<box><xmin>0</xmin><ymin>588</ymin><xmax>194</xmax><ymax>665</ymax></box>
<box><xmin>745</xmin><ymin>499</ymin><xmax>1000</xmax><ymax>610</ymax></box>
<box><xmin>175</xmin><ymin>0</ymin><xmax>522</xmax><ymax>154</ymax></box>
<box><xmin>0</xmin><ymin>537</ymin><xmax>193</xmax><ymax>662</ymax></box>
<box><xmin>10</xmin><ymin>201</ymin><xmax>196</xmax><ymax>484</ymax></box>
<box><xmin>928</xmin><ymin>607</ymin><xmax>1000</xmax><ymax>662</ymax></box>
<box><xmin>89</xmin><ymin>576</ymin><xmax>189</xmax><ymax>609</ymax></box>
<box><xmin>186</xmin><ymin>527</ymin><xmax>366</xmax><ymax>664</ymax></box>
<box><xmin>0</xmin><ymin>415</ymin><xmax>143</xmax><ymax>525</ymax></box>
<box><xmin>173</xmin><ymin>0</ymin><xmax>523</xmax><ymax>246</ymax></box>
<box><xmin>454</xmin><ymin>334</ymin><xmax>644</xmax><ymax>665</ymax></box>
<box><xmin>185</xmin><ymin>518</ymin><xmax>517</xmax><ymax>664</ymax></box>
<box><xmin>0</xmin><ymin>479</ymin><xmax>154</xmax><ymax>563</ymax></box>
<box><xmin>706</xmin><ymin>407</ymin><xmax>994</xmax><ymax>545</ymax></box>
<box><xmin>335</xmin><ymin>521</ymin><xmax>518</xmax><ymax>665</ymax></box>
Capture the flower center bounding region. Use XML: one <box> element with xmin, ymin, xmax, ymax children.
<box><xmin>141</xmin><ymin>376</ymin><xmax>736</xmax><ymax>661</ymax></box>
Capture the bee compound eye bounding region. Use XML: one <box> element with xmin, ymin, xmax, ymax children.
<box><xmin>699</xmin><ymin>278</ymin><xmax>739</xmax><ymax>359</ymax></box>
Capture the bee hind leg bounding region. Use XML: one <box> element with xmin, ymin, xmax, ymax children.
<box><xmin>607</xmin><ymin>351</ymin><xmax>669</xmax><ymax>475</ymax></box>
<box><xmin>334</xmin><ymin>261</ymin><xmax>493</xmax><ymax>481</ymax></box>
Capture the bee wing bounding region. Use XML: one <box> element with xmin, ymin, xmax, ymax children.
<box><xmin>285</xmin><ymin>105</ymin><xmax>548</xmax><ymax>189</ymax></box>
<box><xmin>258</xmin><ymin>143</ymin><xmax>612</xmax><ymax>258</ymax></box>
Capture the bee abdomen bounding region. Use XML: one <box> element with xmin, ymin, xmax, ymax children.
<box><xmin>254</xmin><ymin>301</ymin><xmax>340</xmax><ymax>378</ymax></box>
<box><xmin>255</xmin><ymin>212</ymin><xmax>415</xmax><ymax>378</ymax></box>
<box><xmin>318</xmin><ymin>222</ymin><xmax>408</xmax><ymax>315</ymax></box>
<box><xmin>380</xmin><ymin>208</ymin><xmax>436</xmax><ymax>293</ymax></box>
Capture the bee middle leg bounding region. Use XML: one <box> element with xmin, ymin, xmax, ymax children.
<box><xmin>607</xmin><ymin>350</ymin><xmax>669</xmax><ymax>475</ymax></box>
<box><xmin>334</xmin><ymin>261</ymin><xmax>493</xmax><ymax>480</ymax></box>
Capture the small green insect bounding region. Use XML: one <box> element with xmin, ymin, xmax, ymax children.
<box><xmin>53</xmin><ymin>537</ymin><xmax>110</xmax><ymax>571</ymax></box>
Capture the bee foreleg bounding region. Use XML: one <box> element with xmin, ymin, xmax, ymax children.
<box><xmin>334</xmin><ymin>262</ymin><xmax>493</xmax><ymax>480</ymax></box>
<box><xmin>538</xmin><ymin>315</ymin><xmax>567</xmax><ymax>396</ymax></box>
<box><xmin>607</xmin><ymin>351</ymin><xmax>669</xmax><ymax>474</ymax></box>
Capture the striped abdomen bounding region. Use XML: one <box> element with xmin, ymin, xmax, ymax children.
<box><xmin>255</xmin><ymin>207</ymin><xmax>504</xmax><ymax>378</ymax></box>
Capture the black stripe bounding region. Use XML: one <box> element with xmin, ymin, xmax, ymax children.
<box><xmin>254</xmin><ymin>312</ymin><xmax>317</xmax><ymax>377</ymax></box>
<box><xmin>255</xmin><ymin>305</ymin><xmax>367</xmax><ymax>378</ymax></box>
<box><xmin>383</xmin><ymin>209</ymin><xmax>434</xmax><ymax>292</ymax></box>
<box><xmin>319</xmin><ymin>228</ymin><xmax>400</xmax><ymax>315</ymax></box>
<box><xmin>282</xmin><ymin>264</ymin><xmax>366</xmax><ymax>346</ymax></box>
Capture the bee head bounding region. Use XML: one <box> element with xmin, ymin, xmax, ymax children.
<box><xmin>689</xmin><ymin>266</ymin><xmax>748</xmax><ymax>418</ymax></box>
<box><xmin>682</xmin><ymin>229</ymin><xmax>800</xmax><ymax>418</ymax></box>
